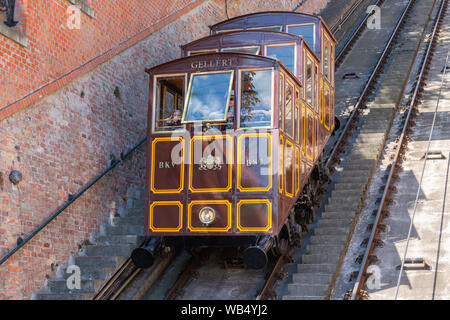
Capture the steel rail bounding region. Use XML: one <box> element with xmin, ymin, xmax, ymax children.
<box><xmin>325</xmin><ymin>0</ymin><xmax>416</xmax><ymax>170</ymax></box>
<box><xmin>351</xmin><ymin>0</ymin><xmax>448</xmax><ymax>300</ymax></box>
<box><xmin>330</xmin><ymin>0</ymin><xmax>367</xmax><ymax>33</ymax></box>
<box><xmin>256</xmin><ymin>254</ymin><xmax>287</xmax><ymax>300</ymax></box>
<box><xmin>335</xmin><ymin>0</ymin><xmax>385</xmax><ymax>65</ymax></box>
<box><xmin>394</xmin><ymin>49</ymin><xmax>449</xmax><ymax>299</ymax></box>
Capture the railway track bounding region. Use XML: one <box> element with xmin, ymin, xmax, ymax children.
<box><xmin>347</xmin><ymin>0</ymin><xmax>449</xmax><ymax>300</ymax></box>
<box><xmin>92</xmin><ymin>0</ymin><xmax>431</xmax><ymax>300</ymax></box>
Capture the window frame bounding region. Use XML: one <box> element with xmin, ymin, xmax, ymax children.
<box><xmin>221</xmin><ymin>46</ymin><xmax>261</xmax><ymax>55</ymax></box>
<box><xmin>248</xmin><ymin>25</ymin><xmax>283</xmax><ymax>32</ymax></box>
<box><xmin>237</xmin><ymin>67</ymin><xmax>275</xmax><ymax>130</ymax></box>
<box><xmin>264</xmin><ymin>42</ymin><xmax>297</xmax><ymax>76</ymax></box>
<box><xmin>322</xmin><ymin>31</ymin><xmax>332</xmax><ymax>82</ymax></box>
<box><xmin>284</xmin><ymin>77</ymin><xmax>295</xmax><ymax>139</ymax></box>
<box><xmin>187</xmin><ymin>49</ymin><xmax>219</xmax><ymax>56</ymax></box>
<box><xmin>152</xmin><ymin>73</ymin><xmax>188</xmax><ymax>134</ymax></box>
<box><xmin>287</xmin><ymin>23</ymin><xmax>316</xmax><ymax>50</ymax></box>
<box><xmin>279</xmin><ymin>72</ymin><xmax>285</xmax><ymax>131</ymax></box>
<box><xmin>182</xmin><ymin>70</ymin><xmax>235</xmax><ymax>124</ymax></box>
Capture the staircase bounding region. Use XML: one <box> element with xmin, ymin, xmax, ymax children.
<box><xmin>283</xmin><ymin>108</ymin><xmax>393</xmax><ymax>300</ymax></box>
<box><xmin>31</xmin><ymin>189</ymin><xmax>145</xmax><ymax>300</ymax></box>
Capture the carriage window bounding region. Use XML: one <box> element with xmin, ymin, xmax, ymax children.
<box><xmin>240</xmin><ymin>69</ymin><xmax>273</xmax><ymax>128</ymax></box>
<box><xmin>221</xmin><ymin>46</ymin><xmax>260</xmax><ymax>55</ymax></box>
<box><xmin>287</xmin><ymin>24</ymin><xmax>315</xmax><ymax>50</ymax></box>
<box><xmin>307</xmin><ymin>111</ymin><xmax>314</xmax><ymax>160</ymax></box>
<box><xmin>183</xmin><ymin>71</ymin><xmax>234</xmax><ymax>123</ymax></box>
<box><xmin>188</xmin><ymin>49</ymin><xmax>218</xmax><ymax>56</ymax></box>
<box><xmin>324</xmin><ymin>84</ymin><xmax>331</xmax><ymax>129</ymax></box>
<box><xmin>315</xmin><ymin>64</ymin><xmax>319</xmax><ymax>112</ymax></box>
<box><xmin>266</xmin><ymin>45</ymin><xmax>295</xmax><ymax>74</ymax></box>
<box><xmin>216</xmin><ymin>28</ymin><xmax>243</xmax><ymax>33</ymax></box>
<box><xmin>295</xmin><ymin>89</ymin><xmax>300</xmax><ymax>143</ymax></box>
<box><xmin>285</xmin><ymin>80</ymin><xmax>294</xmax><ymax>137</ymax></box>
<box><xmin>154</xmin><ymin>76</ymin><xmax>185</xmax><ymax>132</ymax></box>
<box><xmin>324</xmin><ymin>35</ymin><xmax>330</xmax><ymax>80</ymax></box>
<box><xmin>305</xmin><ymin>56</ymin><xmax>313</xmax><ymax>106</ymax></box>
<box><xmin>248</xmin><ymin>25</ymin><xmax>282</xmax><ymax>32</ymax></box>
<box><xmin>279</xmin><ymin>73</ymin><xmax>284</xmax><ymax>130</ymax></box>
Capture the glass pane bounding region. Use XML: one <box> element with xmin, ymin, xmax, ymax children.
<box><xmin>325</xmin><ymin>86</ymin><xmax>331</xmax><ymax>128</ymax></box>
<box><xmin>155</xmin><ymin>76</ymin><xmax>184</xmax><ymax>132</ymax></box>
<box><xmin>287</xmin><ymin>24</ymin><xmax>315</xmax><ymax>50</ymax></box>
<box><xmin>240</xmin><ymin>70</ymin><xmax>273</xmax><ymax>128</ymax></box>
<box><xmin>285</xmin><ymin>81</ymin><xmax>293</xmax><ymax>137</ymax></box>
<box><xmin>189</xmin><ymin>49</ymin><xmax>217</xmax><ymax>56</ymax></box>
<box><xmin>222</xmin><ymin>46</ymin><xmax>260</xmax><ymax>55</ymax></box>
<box><xmin>184</xmin><ymin>72</ymin><xmax>233</xmax><ymax>122</ymax></box>
<box><xmin>306</xmin><ymin>57</ymin><xmax>312</xmax><ymax>106</ymax></box>
<box><xmin>279</xmin><ymin>74</ymin><xmax>284</xmax><ymax>130</ymax></box>
<box><xmin>324</xmin><ymin>39</ymin><xmax>330</xmax><ymax>79</ymax></box>
<box><xmin>295</xmin><ymin>91</ymin><xmax>300</xmax><ymax>143</ymax></box>
<box><xmin>266</xmin><ymin>45</ymin><xmax>295</xmax><ymax>74</ymax></box>
<box><xmin>248</xmin><ymin>25</ymin><xmax>282</xmax><ymax>32</ymax></box>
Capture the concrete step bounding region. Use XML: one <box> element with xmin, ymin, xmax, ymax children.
<box><xmin>332</xmin><ymin>182</ymin><xmax>367</xmax><ymax>191</ymax></box>
<box><xmin>94</xmin><ymin>234</ymin><xmax>142</xmax><ymax>245</ymax></box>
<box><xmin>46</xmin><ymin>279</ymin><xmax>96</xmax><ymax>294</ymax></box>
<box><xmin>297</xmin><ymin>263</ymin><xmax>336</xmax><ymax>274</ymax></box>
<box><xmin>321</xmin><ymin>211</ymin><xmax>355</xmax><ymax>220</ymax></box>
<box><xmin>282</xmin><ymin>295</ymin><xmax>324</xmax><ymax>300</ymax></box>
<box><xmin>331</xmin><ymin>189</ymin><xmax>364</xmax><ymax>200</ymax></box>
<box><xmin>314</xmin><ymin>226</ymin><xmax>350</xmax><ymax>236</ymax></box>
<box><xmin>31</xmin><ymin>292</ymin><xmax>83</xmax><ymax>300</ymax></box>
<box><xmin>302</xmin><ymin>253</ymin><xmax>340</xmax><ymax>264</ymax></box>
<box><xmin>116</xmin><ymin>215</ymin><xmax>145</xmax><ymax>225</ymax></box>
<box><xmin>325</xmin><ymin>202</ymin><xmax>359</xmax><ymax>212</ymax></box>
<box><xmin>292</xmin><ymin>273</ymin><xmax>333</xmax><ymax>285</ymax></box>
<box><xmin>318</xmin><ymin>218</ymin><xmax>353</xmax><ymax>228</ymax></box>
<box><xmin>343</xmin><ymin>159</ymin><xmax>376</xmax><ymax>167</ymax></box>
<box><xmin>84</xmin><ymin>244</ymin><xmax>135</xmax><ymax>257</ymax></box>
<box><xmin>306</xmin><ymin>244</ymin><xmax>344</xmax><ymax>255</ymax></box>
<box><xmin>337</xmin><ymin>174</ymin><xmax>369</xmax><ymax>184</ymax></box>
<box><xmin>327</xmin><ymin>195</ymin><xmax>362</xmax><ymax>205</ymax></box>
<box><xmin>122</xmin><ymin>207</ymin><xmax>145</xmax><ymax>217</ymax></box>
<box><xmin>59</xmin><ymin>265</ymin><xmax>117</xmax><ymax>281</ymax></box>
<box><xmin>288</xmin><ymin>283</ymin><xmax>328</xmax><ymax>297</ymax></box>
<box><xmin>101</xmin><ymin>224</ymin><xmax>144</xmax><ymax>236</ymax></box>
<box><xmin>74</xmin><ymin>256</ymin><xmax>123</xmax><ymax>269</ymax></box>
<box><xmin>309</xmin><ymin>234</ymin><xmax>347</xmax><ymax>245</ymax></box>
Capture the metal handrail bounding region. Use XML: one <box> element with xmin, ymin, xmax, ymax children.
<box><xmin>0</xmin><ymin>137</ymin><xmax>147</xmax><ymax>266</ymax></box>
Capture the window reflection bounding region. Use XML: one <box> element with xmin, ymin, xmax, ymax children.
<box><xmin>266</xmin><ymin>45</ymin><xmax>295</xmax><ymax>74</ymax></box>
<box><xmin>183</xmin><ymin>72</ymin><xmax>233</xmax><ymax>122</ymax></box>
<box><xmin>155</xmin><ymin>76</ymin><xmax>184</xmax><ymax>132</ymax></box>
<box><xmin>240</xmin><ymin>70</ymin><xmax>272</xmax><ymax>128</ymax></box>
<box><xmin>221</xmin><ymin>46</ymin><xmax>260</xmax><ymax>55</ymax></box>
<box><xmin>287</xmin><ymin>24</ymin><xmax>315</xmax><ymax>50</ymax></box>
<box><xmin>285</xmin><ymin>80</ymin><xmax>293</xmax><ymax>137</ymax></box>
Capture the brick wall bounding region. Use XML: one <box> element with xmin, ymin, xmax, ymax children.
<box><xmin>0</xmin><ymin>0</ymin><xmax>330</xmax><ymax>299</ymax></box>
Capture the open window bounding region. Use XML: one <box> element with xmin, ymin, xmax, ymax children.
<box><xmin>182</xmin><ymin>71</ymin><xmax>234</xmax><ymax>123</ymax></box>
<box><xmin>240</xmin><ymin>69</ymin><xmax>273</xmax><ymax>128</ymax></box>
<box><xmin>154</xmin><ymin>75</ymin><xmax>185</xmax><ymax>132</ymax></box>
<box><xmin>221</xmin><ymin>46</ymin><xmax>260</xmax><ymax>55</ymax></box>
<box><xmin>287</xmin><ymin>24</ymin><xmax>315</xmax><ymax>50</ymax></box>
<box><xmin>265</xmin><ymin>44</ymin><xmax>296</xmax><ymax>75</ymax></box>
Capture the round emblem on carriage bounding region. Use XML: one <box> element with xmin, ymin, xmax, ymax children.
<box><xmin>199</xmin><ymin>207</ymin><xmax>216</xmax><ymax>225</ymax></box>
